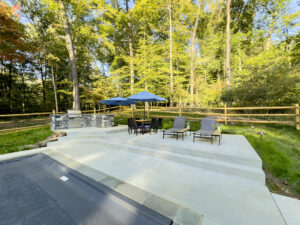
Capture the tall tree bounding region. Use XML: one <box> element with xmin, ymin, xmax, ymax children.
<box><xmin>190</xmin><ymin>0</ymin><xmax>201</xmax><ymax>105</ymax></box>
<box><xmin>125</xmin><ymin>0</ymin><xmax>135</xmax><ymax>95</ymax></box>
<box><xmin>46</xmin><ymin>54</ymin><xmax>59</xmax><ymax>112</ymax></box>
<box><xmin>259</xmin><ymin>0</ymin><xmax>289</xmax><ymax>50</ymax></box>
<box><xmin>59</xmin><ymin>0</ymin><xmax>80</xmax><ymax>110</ymax></box>
<box><xmin>168</xmin><ymin>0</ymin><xmax>174</xmax><ymax>107</ymax></box>
<box><xmin>0</xmin><ymin>1</ymin><xmax>27</xmax><ymax>112</ymax></box>
<box><xmin>1</xmin><ymin>0</ymin><xmax>299</xmax><ymax>115</ymax></box>
<box><xmin>226</xmin><ymin>0</ymin><xmax>232</xmax><ymax>87</ymax></box>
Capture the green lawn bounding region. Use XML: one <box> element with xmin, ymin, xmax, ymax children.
<box><xmin>115</xmin><ymin>116</ymin><xmax>300</xmax><ymax>198</ymax></box>
<box><xmin>0</xmin><ymin>126</ymin><xmax>53</xmax><ymax>155</ymax></box>
<box><xmin>222</xmin><ymin>124</ymin><xmax>300</xmax><ymax>197</ymax></box>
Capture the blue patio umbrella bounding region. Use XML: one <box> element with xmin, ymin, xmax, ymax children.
<box><xmin>100</xmin><ymin>96</ymin><xmax>136</xmax><ymax>116</ymax></box>
<box><xmin>100</xmin><ymin>96</ymin><xmax>135</xmax><ymax>106</ymax></box>
<box><xmin>127</xmin><ymin>91</ymin><xmax>166</xmax><ymax>119</ymax></box>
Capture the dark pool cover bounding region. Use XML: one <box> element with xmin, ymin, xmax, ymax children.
<box><xmin>0</xmin><ymin>154</ymin><xmax>172</xmax><ymax>225</ymax></box>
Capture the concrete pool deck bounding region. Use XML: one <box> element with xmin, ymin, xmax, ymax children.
<box><xmin>2</xmin><ymin>126</ymin><xmax>299</xmax><ymax>225</ymax></box>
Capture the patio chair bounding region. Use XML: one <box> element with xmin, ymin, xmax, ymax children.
<box><xmin>193</xmin><ymin>117</ymin><xmax>216</xmax><ymax>144</ymax></box>
<box><xmin>144</xmin><ymin>118</ymin><xmax>159</xmax><ymax>134</ymax></box>
<box><xmin>153</xmin><ymin>118</ymin><xmax>162</xmax><ymax>133</ymax></box>
<box><xmin>163</xmin><ymin>116</ymin><xmax>186</xmax><ymax>140</ymax></box>
<box><xmin>128</xmin><ymin>118</ymin><xmax>143</xmax><ymax>135</ymax></box>
<box><xmin>128</xmin><ymin>118</ymin><xmax>134</xmax><ymax>134</ymax></box>
<box><xmin>157</xmin><ymin>118</ymin><xmax>162</xmax><ymax>129</ymax></box>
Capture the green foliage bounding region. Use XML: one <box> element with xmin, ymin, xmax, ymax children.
<box><xmin>0</xmin><ymin>0</ymin><xmax>299</xmax><ymax>114</ymax></box>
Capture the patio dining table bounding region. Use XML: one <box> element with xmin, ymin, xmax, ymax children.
<box><xmin>136</xmin><ymin>119</ymin><xmax>151</xmax><ymax>123</ymax></box>
<box><xmin>136</xmin><ymin>119</ymin><xmax>151</xmax><ymax>133</ymax></box>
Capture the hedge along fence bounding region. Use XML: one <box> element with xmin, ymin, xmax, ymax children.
<box><xmin>121</xmin><ymin>104</ymin><xmax>300</xmax><ymax>130</ymax></box>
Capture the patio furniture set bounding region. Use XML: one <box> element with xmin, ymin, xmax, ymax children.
<box><xmin>128</xmin><ymin>116</ymin><xmax>222</xmax><ymax>145</ymax></box>
<box><xmin>163</xmin><ymin>116</ymin><xmax>222</xmax><ymax>145</ymax></box>
<box><xmin>101</xmin><ymin>91</ymin><xmax>221</xmax><ymax>145</ymax></box>
<box><xmin>128</xmin><ymin>118</ymin><xmax>162</xmax><ymax>135</ymax></box>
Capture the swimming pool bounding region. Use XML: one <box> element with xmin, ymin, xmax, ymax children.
<box><xmin>0</xmin><ymin>154</ymin><xmax>172</xmax><ymax>225</ymax></box>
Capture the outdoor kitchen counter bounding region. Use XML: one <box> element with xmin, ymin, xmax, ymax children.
<box><xmin>50</xmin><ymin>114</ymin><xmax>114</xmax><ymax>130</ymax></box>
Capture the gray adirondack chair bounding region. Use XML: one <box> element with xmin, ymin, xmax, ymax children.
<box><xmin>163</xmin><ymin>116</ymin><xmax>186</xmax><ymax>140</ymax></box>
<box><xmin>193</xmin><ymin>118</ymin><xmax>216</xmax><ymax>144</ymax></box>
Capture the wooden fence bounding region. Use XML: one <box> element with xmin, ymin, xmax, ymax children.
<box><xmin>118</xmin><ymin>104</ymin><xmax>300</xmax><ymax>130</ymax></box>
<box><xmin>0</xmin><ymin>106</ymin><xmax>120</xmax><ymax>133</ymax></box>
<box><xmin>0</xmin><ymin>104</ymin><xmax>299</xmax><ymax>133</ymax></box>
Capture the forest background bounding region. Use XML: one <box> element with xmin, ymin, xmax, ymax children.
<box><xmin>0</xmin><ymin>0</ymin><xmax>299</xmax><ymax>113</ymax></box>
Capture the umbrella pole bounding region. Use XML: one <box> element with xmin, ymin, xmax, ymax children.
<box><xmin>144</xmin><ymin>102</ymin><xmax>146</xmax><ymax>120</ymax></box>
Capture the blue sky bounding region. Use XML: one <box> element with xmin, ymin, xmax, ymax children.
<box><xmin>286</xmin><ymin>0</ymin><xmax>300</xmax><ymax>35</ymax></box>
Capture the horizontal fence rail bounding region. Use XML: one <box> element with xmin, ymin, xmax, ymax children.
<box><xmin>0</xmin><ymin>106</ymin><xmax>121</xmax><ymax>133</ymax></box>
<box><xmin>0</xmin><ymin>124</ymin><xmax>50</xmax><ymax>135</ymax></box>
<box><xmin>0</xmin><ymin>112</ymin><xmax>52</xmax><ymax>117</ymax></box>
<box><xmin>0</xmin><ymin>104</ymin><xmax>299</xmax><ymax>131</ymax></box>
<box><xmin>122</xmin><ymin>104</ymin><xmax>300</xmax><ymax>130</ymax></box>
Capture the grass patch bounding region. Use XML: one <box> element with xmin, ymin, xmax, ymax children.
<box><xmin>115</xmin><ymin>116</ymin><xmax>300</xmax><ymax>198</ymax></box>
<box><xmin>222</xmin><ymin>124</ymin><xmax>300</xmax><ymax>197</ymax></box>
<box><xmin>0</xmin><ymin>126</ymin><xmax>53</xmax><ymax>155</ymax></box>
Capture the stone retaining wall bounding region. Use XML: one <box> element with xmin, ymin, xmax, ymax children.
<box><xmin>50</xmin><ymin>114</ymin><xmax>114</xmax><ymax>130</ymax></box>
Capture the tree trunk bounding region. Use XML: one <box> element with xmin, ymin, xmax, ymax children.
<box><xmin>190</xmin><ymin>0</ymin><xmax>201</xmax><ymax>105</ymax></box>
<box><xmin>8</xmin><ymin>61</ymin><xmax>12</xmax><ymax>113</ymax></box>
<box><xmin>238</xmin><ymin>46</ymin><xmax>242</xmax><ymax>71</ymax></box>
<box><xmin>226</xmin><ymin>0</ymin><xmax>231</xmax><ymax>87</ymax></box>
<box><xmin>40</xmin><ymin>63</ymin><xmax>46</xmax><ymax>111</ymax></box>
<box><xmin>21</xmin><ymin>73</ymin><xmax>26</xmax><ymax>112</ymax></box>
<box><xmin>125</xmin><ymin>0</ymin><xmax>134</xmax><ymax>96</ymax></box>
<box><xmin>265</xmin><ymin>9</ymin><xmax>278</xmax><ymax>50</ymax></box>
<box><xmin>265</xmin><ymin>27</ymin><xmax>273</xmax><ymax>50</ymax></box>
<box><xmin>168</xmin><ymin>0</ymin><xmax>174</xmax><ymax>107</ymax></box>
<box><xmin>59</xmin><ymin>0</ymin><xmax>80</xmax><ymax>110</ymax></box>
<box><xmin>51</xmin><ymin>64</ymin><xmax>59</xmax><ymax>112</ymax></box>
<box><xmin>67</xmin><ymin>61</ymin><xmax>72</xmax><ymax>109</ymax></box>
<box><xmin>265</xmin><ymin>13</ymin><xmax>276</xmax><ymax>50</ymax></box>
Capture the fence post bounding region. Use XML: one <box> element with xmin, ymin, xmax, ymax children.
<box><xmin>224</xmin><ymin>105</ymin><xmax>227</xmax><ymax>125</ymax></box>
<box><xmin>131</xmin><ymin>105</ymin><xmax>134</xmax><ymax>118</ymax></box>
<box><xmin>52</xmin><ymin>109</ymin><xmax>55</xmax><ymax>115</ymax></box>
<box><xmin>94</xmin><ymin>108</ymin><xmax>96</xmax><ymax>115</ymax></box>
<box><xmin>296</xmin><ymin>104</ymin><xmax>300</xmax><ymax>130</ymax></box>
<box><xmin>179</xmin><ymin>104</ymin><xmax>182</xmax><ymax>116</ymax></box>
